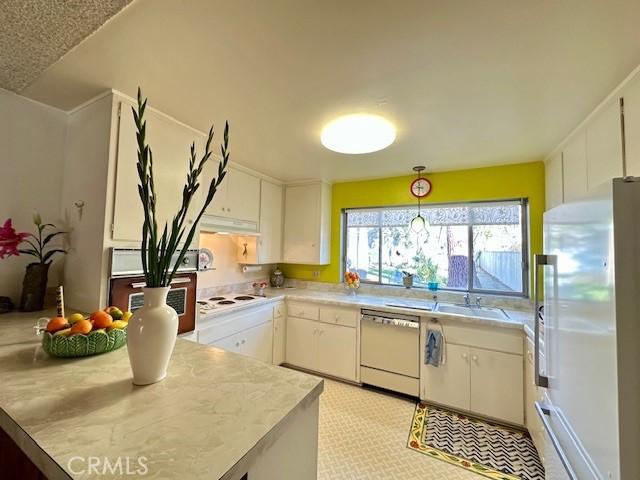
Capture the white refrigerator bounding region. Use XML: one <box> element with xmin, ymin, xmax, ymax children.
<box><xmin>533</xmin><ymin>178</ymin><xmax>640</xmax><ymax>480</ymax></box>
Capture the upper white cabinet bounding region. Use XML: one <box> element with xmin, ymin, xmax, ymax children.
<box><xmin>561</xmin><ymin>131</ymin><xmax>588</xmax><ymax>203</ymax></box>
<box><xmin>586</xmin><ymin>99</ymin><xmax>623</xmax><ymax>191</ymax></box>
<box><xmin>623</xmin><ymin>74</ymin><xmax>640</xmax><ymax>176</ymax></box>
<box><xmin>257</xmin><ymin>180</ymin><xmax>283</xmax><ymax>263</ymax></box>
<box><xmin>283</xmin><ymin>181</ymin><xmax>331</xmax><ymax>265</ymax></box>
<box><xmin>113</xmin><ymin>101</ymin><xmax>205</xmax><ymax>241</ymax></box>
<box><xmin>204</xmin><ymin>165</ymin><xmax>260</xmax><ymax>223</ymax></box>
<box><xmin>545</xmin><ymin>153</ymin><xmax>563</xmax><ymax>210</ymax></box>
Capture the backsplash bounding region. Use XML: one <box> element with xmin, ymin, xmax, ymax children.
<box><xmin>282</xmin><ymin>280</ymin><xmax>533</xmax><ymax>311</ymax></box>
<box><xmin>197</xmin><ymin>232</ymin><xmax>274</xmax><ymax>290</ymax></box>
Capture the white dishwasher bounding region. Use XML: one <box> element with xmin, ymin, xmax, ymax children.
<box><xmin>360</xmin><ymin>309</ymin><xmax>420</xmax><ymax>396</ymax></box>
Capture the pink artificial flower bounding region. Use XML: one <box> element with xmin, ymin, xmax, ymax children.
<box><xmin>0</xmin><ymin>219</ymin><xmax>31</xmax><ymax>259</ymax></box>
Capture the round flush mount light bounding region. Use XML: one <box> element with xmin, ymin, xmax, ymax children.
<box><xmin>320</xmin><ymin>114</ymin><xmax>396</xmax><ymax>154</ymax></box>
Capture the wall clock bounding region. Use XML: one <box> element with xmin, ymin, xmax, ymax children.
<box><xmin>410</xmin><ymin>176</ymin><xmax>431</xmax><ymax>198</ymax></box>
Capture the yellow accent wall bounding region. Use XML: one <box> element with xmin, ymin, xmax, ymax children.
<box><xmin>281</xmin><ymin>161</ymin><xmax>545</xmax><ymax>297</ymax></box>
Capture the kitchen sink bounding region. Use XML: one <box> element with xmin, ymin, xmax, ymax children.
<box><xmin>435</xmin><ymin>303</ymin><xmax>509</xmax><ymax>320</ymax></box>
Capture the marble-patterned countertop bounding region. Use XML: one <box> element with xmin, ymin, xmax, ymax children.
<box><xmin>261</xmin><ymin>287</ymin><xmax>531</xmax><ymax>331</ymax></box>
<box><xmin>0</xmin><ymin>310</ymin><xmax>323</xmax><ymax>480</ymax></box>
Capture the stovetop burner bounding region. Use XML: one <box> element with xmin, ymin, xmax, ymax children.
<box><xmin>209</xmin><ymin>296</ymin><xmax>226</xmax><ymax>301</ymax></box>
<box><xmin>234</xmin><ymin>295</ymin><xmax>255</xmax><ymax>301</ymax></box>
<box><xmin>217</xmin><ymin>300</ymin><xmax>236</xmax><ymax>305</ymax></box>
<box><xmin>197</xmin><ymin>301</ymin><xmax>209</xmax><ymax>305</ymax></box>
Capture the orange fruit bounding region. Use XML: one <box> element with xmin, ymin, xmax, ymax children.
<box><xmin>90</xmin><ymin>310</ymin><xmax>113</xmax><ymax>329</ymax></box>
<box><xmin>46</xmin><ymin>317</ymin><xmax>69</xmax><ymax>333</ymax></box>
<box><xmin>70</xmin><ymin>319</ymin><xmax>92</xmax><ymax>335</ymax></box>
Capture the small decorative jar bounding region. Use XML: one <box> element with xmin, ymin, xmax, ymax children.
<box><xmin>270</xmin><ymin>266</ymin><xmax>285</xmax><ymax>288</ymax></box>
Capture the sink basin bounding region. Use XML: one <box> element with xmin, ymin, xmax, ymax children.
<box><xmin>435</xmin><ymin>303</ymin><xmax>509</xmax><ymax>320</ymax></box>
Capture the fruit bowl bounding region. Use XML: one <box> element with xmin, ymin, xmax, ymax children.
<box><xmin>41</xmin><ymin>328</ymin><xmax>127</xmax><ymax>358</ymax></box>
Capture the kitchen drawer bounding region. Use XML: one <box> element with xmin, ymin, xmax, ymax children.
<box><xmin>273</xmin><ymin>302</ymin><xmax>285</xmax><ymax>319</ymax></box>
<box><xmin>319</xmin><ymin>306</ymin><xmax>358</xmax><ymax>328</ymax></box>
<box><xmin>443</xmin><ymin>323</ymin><xmax>523</xmax><ymax>355</ymax></box>
<box><xmin>287</xmin><ymin>301</ymin><xmax>320</xmax><ymax>321</ymax></box>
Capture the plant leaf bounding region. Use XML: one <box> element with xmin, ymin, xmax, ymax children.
<box><xmin>42</xmin><ymin>231</ymin><xmax>65</xmax><ymax>247</ymax></box>
<box><xmin>43</xmin><ymin>249</ymin><xmax>66</xmax><ymax>263</ymax></box>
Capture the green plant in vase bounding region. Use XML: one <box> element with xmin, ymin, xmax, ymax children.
<box><xmin>127</xmin><ymin>88</ymin><xmax>230</xmax><ymax>385</ymax></box>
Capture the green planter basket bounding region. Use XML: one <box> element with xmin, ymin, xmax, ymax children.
<box><xmin>42</xmin><ymin>328</ymin><xmax>127</xmax><ymax>358</ymax></box>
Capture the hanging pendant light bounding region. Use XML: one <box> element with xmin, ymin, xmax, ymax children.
<box><xmin>409</xmin><ymin>166</ymin><xmax>431</xmax><ymax>233</ymax></box>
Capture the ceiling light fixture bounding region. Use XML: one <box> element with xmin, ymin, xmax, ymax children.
<box><xmin>320</xmin><ymin>114</ymin><xmax>396</xmax><ymax>154</ymax></box>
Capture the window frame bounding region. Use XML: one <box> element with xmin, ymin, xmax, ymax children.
<box><xmin>341</xmin><ymin>198</ymin><xmax>529</xmax><ymax>297</ymax></box>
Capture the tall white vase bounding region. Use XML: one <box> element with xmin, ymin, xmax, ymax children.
<box><xmin>127</xmin><ymin>287</ymin><xmax>178</xmax><ymax>385</ymax></box>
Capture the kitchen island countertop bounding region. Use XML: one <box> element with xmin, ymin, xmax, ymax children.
<box><xmin>0</xmin><ymin>310</ymin><xmax>323</xmax><ymax>479</ymax></box>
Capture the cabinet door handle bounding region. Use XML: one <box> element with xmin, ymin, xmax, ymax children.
<box><xmin>241</xmin><ymin>339</ymin><xmax>246</xmax><ymax>344</ymax></box>
<box><xmin>472</xmin><ymin>355</ymin><xmax>478</xmax><ymax>362</ymax></box>
<box><xmin>235</xmin><ymin>341</ymin><xmax>240</xmax><ymax>347</ymax></box>
<box><xmin>319</xmin><ymin>329</ymin><xmax>324</xmax><ymax>336</ymax></box>
<box><xmin>313</xmin><ymin>329</ymin><xmax>317</xmax><ymax>335</ymax></box>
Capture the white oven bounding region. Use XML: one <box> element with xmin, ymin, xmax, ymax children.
<box><xmin>360</xmin><ymin>309</ymin><xmax>420</xmax><ymax>397</ymax></box>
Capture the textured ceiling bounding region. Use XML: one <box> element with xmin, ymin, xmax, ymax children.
<box><xmin>15</xmin><ymin>1</ymin><xmax>640</xmax><ymax>182</ymax></box>
<box><xmin>0</xmin><ymin>0</ymin><xmax>131</xmax><ymax>92</ymax></box>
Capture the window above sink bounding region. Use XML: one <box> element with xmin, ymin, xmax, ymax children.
<box><xmin>342</xmin><ymin>199</ymin><xmax>529</xmax><ymax>297</ymax></box>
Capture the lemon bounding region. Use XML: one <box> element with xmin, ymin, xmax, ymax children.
<box><xmin>53</xmin><ymin>328</ymin><xmax>72</xmax><ymax>337</ymax></box>
<box><xmin>121</xmin><ymin>311</ymin><xmax>133</xmax><ymax>323</ymax></box>
<box><xmin>68</xmin><ymin>313</ymin><xmax>85</xmax><ymax>324</ymax></box>
<box><xmin>110</xmin><ymin>320</ymin><xmax>128</xmax><ymax>330</ymax></box>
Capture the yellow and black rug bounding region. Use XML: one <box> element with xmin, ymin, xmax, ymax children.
<box><xmin>407</xmin><ymin>402</ymin><xmax>544</xmax><ymax>480</ymax></box>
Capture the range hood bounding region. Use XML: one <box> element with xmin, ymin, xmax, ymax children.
<box><xmin>199</xmin><ymin>214</ymin><xmax>259</xmax><ymax>235</ymax></box>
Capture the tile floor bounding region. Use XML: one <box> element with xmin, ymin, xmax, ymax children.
<box><xmin>318</xmin><ymin>378</ymin><xmax>482</xmax><ymax>480</ymax></box>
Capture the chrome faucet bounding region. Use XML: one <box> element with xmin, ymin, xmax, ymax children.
<box><xmin>462</xmin><ymin>293</ymin><xmax>471</xmax><ymax>307</ymax></box>
<box><xmin>475</xmin><ymin>296</ymin><xmax>483</xmax><ymax>307</ymax></box>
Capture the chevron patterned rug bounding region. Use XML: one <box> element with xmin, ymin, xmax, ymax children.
<box><xmin>407</xmin><ymin>402</ymin><xmax>544</xmax><ymax>480</ymax></box>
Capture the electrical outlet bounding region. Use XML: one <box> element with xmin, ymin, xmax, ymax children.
<box><xmin>312</xmin><ymin>270</ymin><xmax>320</xmax><ymax>278</ymax></box>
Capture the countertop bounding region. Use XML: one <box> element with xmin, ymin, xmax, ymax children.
<box><xmin>0</xmin><ymin>310</ymin><xmax>323</xmax><ymax>480</ymax></box>
<box><xmin>258</xmin><ymin>287</ymin><xmax>531</xmax><ymax>331</ymax></box>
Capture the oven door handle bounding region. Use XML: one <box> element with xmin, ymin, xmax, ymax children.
<box><xmin>362</xmin><ymin>315</ymin><xmax>419</xmax><ymax>329</ymax></box>
<box><xmin>129</xmin><ymin>277</ymin><xmax>192</xmax><ymax>289</ymax></box>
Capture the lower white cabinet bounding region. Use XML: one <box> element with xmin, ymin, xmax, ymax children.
<box><xmin>421</xmin><ymin>322</ymin><xmax>524</xmax><ymax>426</ymax></box>
<box><xmin>422</xmin><ymin>343</ymin><xmax>471</xmax><ymax>411</ymax></box>
<box><xmin>272</xmin><ymin>302</ymin><xmax>286</xmax><ymax>365</ymax></box>
<box><xmin>212</xmin><ymin>321</ymin><xmax>273</xmax><ymax>364</ymax></box>
<box><xmin>286</xmin><ymin>315</ymin><xmax>357</xmax><ymax>382</ymax></box>
<box><xmin>469</xmin><ymin>347</ymin><xmax>523</xmax><ymax>425</ymax></box>
<box><xmin>199</xmin><ymin>304</ymin><xmax>274</xmax><ymax>364</ymax></box>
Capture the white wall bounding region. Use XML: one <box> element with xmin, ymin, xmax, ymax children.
<box><xmin>198</xmin><ymin>233</ymin><xmax>268</xmax><ymax>288</ymax></box>
<box><xmin>0</xmin><ymin>89</ymin><xmax>67</xmax><ymax>304</ymax></box>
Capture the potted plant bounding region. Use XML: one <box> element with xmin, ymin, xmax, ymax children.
<box><xmin>127</xmin><ymin>88</ymin><xmax>230</xmax><ymax>385</ymax></box>
<box><xmin>0</xmin><ymin>214</ymin><xmax>66</xmax><ymax>311</ymax></box>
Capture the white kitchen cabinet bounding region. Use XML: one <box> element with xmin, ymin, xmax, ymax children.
<box><xmin>258</xmin><ymin>180</ymin><xmax>283</xmax><ymax>264</ymax></box>
<box><xmin>315</xmin><ymin>322</ymin><xmax>357</xmax><ymax>380</ymax></box>
<box><xmin>237</xmin><ymin>180</ymin><xmax>283</xmax><ymax>264</ymax></box>
<box><xmin>285</xmin><ymin>316</ymin><xmax>317</xmax><ymax>371</ymax></box>
<box><xmin>211</xmin><ymin>321</ymin><xmax>273</xmax><ymax>364</ymax></box>
<box><xmin>285</xmin><ymin>305</ymin><xmax>358</xmax><ymax>382</ymax></box>
<box><xmin>420</xmin><ymin>321</ymin><xmax>524</xmax><ymax>425</ymax></box>
<box><xmin>586</xmin><ymin>98</ymin><xmax>623</xmax><ymax>191</ymax></box>
<box><xmin>525</xmin><ymin>337</ymin><xmax>545</xmax><ymax>460</ymax></box>
<box><xmin>242</xmin><ymin>321</ymin><xmax>274</xmax><ymax>364</ymax></box>
<box><xmin>470</xmin><ymin>348</ymin><xmax>523</xmax><ymax>425</ymax></box>
<box><xmin>283</xmin><ymin>181</ymin><xmax>331</xmax><ymax>265</ymax></box>
<box><xmin>112</xmin><ymin>100</ymin><xmax>205</xmax><ymax>242</ymax></box>
<box><xmin>272</xmin><ymin>302</ymin><xmax>286</xmax><ymax>365</ymax></box>
<box><xmin>545</xmin><ymin>153</ymin><xmax>563</xmax><ymax>210</ymax></box>
<box><xmin>203</xmin><ymin>166</ymin><xmax>261</xmax><ymax>223</ymax></box>
<box><xmin>422</xmin><ymin>343</ymin><xmax>471</xmax><ymax>412</ymax></box>
<box><xmin>623</xmin><ymin>73</ymin><xmax>640</xmax><ymax>176</ymax></box>
<box><xmin>561</xmin><ymin>131</ymin><xmax>588</xmax><ymax>202</ymax></box>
